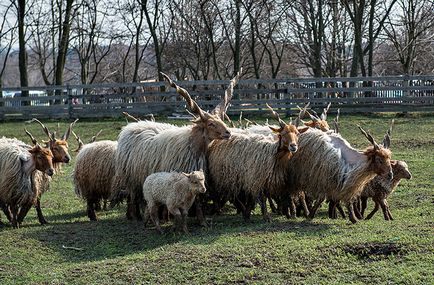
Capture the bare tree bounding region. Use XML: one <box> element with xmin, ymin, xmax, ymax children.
<box><xmin>342</xmin><ymin>0</ymin><xmax>398</xmax><ymax>77</ymax></box>
<box><xmin>0</xmin><ymin>2</ymin><xmax>16</xmax><ymax>89</ymax></box>
<box><xmin>383</xmin><ymin>0</ymin><xmax>434</xmax><ymax>75</ymax></box>
<box><xmin>141</xmin><ymin>0</ymin><xmax>173</xmax><ymax>83</ymax></box>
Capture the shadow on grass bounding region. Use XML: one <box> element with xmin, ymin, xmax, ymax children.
<box><xmin>22</xmin><ymin>210</ymin><xmax>332</xmax><ymax>263</ymax></box>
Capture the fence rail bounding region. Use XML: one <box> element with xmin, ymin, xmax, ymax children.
<box><xmin>1</xmin><ymin>75</ymin><xmax>433</xmax><ymax>121</ymax></box>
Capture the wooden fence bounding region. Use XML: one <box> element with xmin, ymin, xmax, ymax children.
<box><xmin>1</xmin><ymin>75</ymin><xmax>433</xmax><ymax>121</ymax></box>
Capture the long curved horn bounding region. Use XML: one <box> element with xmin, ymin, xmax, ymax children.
<box><xmin>321</xmin><ymin>102</ymin><xmax>331</xmax><ymax>121</ymax></box>
<box><xmin>213</xmin><ymin>68</ymin><xmax>242</xmax><ymax>119</ymax></box>
<box><xmin>25</xmin><ymin>129</ymin><xmax>37</xmax><ymax>145</ymax></box>
<box><xmin>71</xmin><ymin>130</ymin><xmax>84</xmax><ymax>152</ymax></box>
<box><xmin>383</xmin><ymin>119</ymin><xmax>394</xmax><ymax>149</ymax></box>
<box><xmin>358</xmin><ymin>125</ymin><xmax>379</xmax><ymax>150</ymax></box>
<box><xmin>160</xmin><ymin>72</ymin><xmax>205</xmax><ymax>119</ymax></box>
<box><xmin>123</xmin><ymin>112</ymin><xmax>140</xmax><ymax>122</ymax></box>
<box><xmin>333</xmin><ymin>109</ymin><xmax>340</xmax><ymax>134</ymax></box>
<box><xmin>28</xmin><ymin>118</ymin><xmax>52</xmax><ymax>141</ymax></box>
<box><xmin>295</xmin><ymin>102</ymin><xmax>310</xmax><ymax>127</ymax></box>
<box><xmin>90</xmin><ymin>129</ymin><xmax>102</xmax><ymax>143</ymax></box>
<box><xmin>62</xmin><ymin>118</ymin><xmax>79</xmax><ymax>141</ymax></box>
<box><xmin>266</xmin><ymin>103</ymin><xmax>286</xmax><ymax>128</ymax></box>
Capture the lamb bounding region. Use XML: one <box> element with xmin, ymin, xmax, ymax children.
<box><xmin>16</xmin><ymin>119</ymin><xmax>76</xmax><ymax>225</ymax></box>
<box><xmin>207</xmin><ymin>104</ymin><xmax>309</xmax><ymax>221</ymax></box>
<box><xmin>360</xmin><ymin>160</ymin><xmax>412</xmax><ymax>220</ymax></box>
<box><xmin>73</xmin><ymin>139</ymin><xmax>118</xmax><ymax>221</ymax></box>
<box><xmin>287</xmin><ymin>127</ymin><xmax>393</xmax><ymax>223</ymax></box>
<box><xmin>110</xmin><ymin>72</ymin><xmax>240</xmax><ymax>224</ymax></box>
<box><xmin>142</xmin><ymin>170</ymin><xmax>206</xmax><ymax>233</ymax></box>
<box><xmin>0</xmin><ymin>135</ymin><xmax>54</xmax><ymax>228</ymax></box>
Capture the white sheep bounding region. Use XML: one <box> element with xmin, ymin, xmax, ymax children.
<box><xmin>111</xmin><ymin>72</ymin><xmax>240</xmax><ymax>225</ymax></box>
<box><xmin>142</xmin><ymin>170</ymin><xmax>206</xmax><ymax>233</ymax></box>
<box><xmin>73</xmin><ymin>140</ymin><xmax>117</xmax><ymax>221</ymax></box>
<box><xmin>0</xmin><ymin>137</ymin><xmax>54</xmax><ymax>228</ymax></box>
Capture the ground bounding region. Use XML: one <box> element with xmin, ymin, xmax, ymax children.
<box><xmin>0</xmin><ymin>113</ymin><xmax>433</xmax><ymax>284</ymax></box>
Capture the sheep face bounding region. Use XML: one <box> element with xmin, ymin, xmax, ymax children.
<box><xmin>185</xmin><ymin>171</ymin><xmax>206</xmax><ymax>194</ymax></box>
<box><xmin>392</xmin><ymin>160</ymin><xmax>412</xmax><ymax>180</ymax></box>
<box><xmin>48</xmin><ymin>140</ymin><xmax>71</xmax><ymax>163</ymax></box>
<box><xmin>365</xmin><ymin>146</ymin><xmax>393</xmax><ymax>180</ymax></box>
<box><xmin>194</xmin><ymin>113</ymin><xmax>231</xmax><ymax>140</ymax></box>
<box><xmin>304</xmin><ymin>120</ymin><xmax>330</xmax><ymax>132</ymax></box>
<box><xmin>269</xmin><ymin>124</ymin><xmax>309</xmax><ymax>153</ymax></box>
<box><xmin>29</xmin><ymin>144</ymin><xmax>55</xmax><ymax>176</ymax></box>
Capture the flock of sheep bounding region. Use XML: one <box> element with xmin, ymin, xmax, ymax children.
<box><xmin>0</xmin><ymin>72</ymin><xmax>412</xmax><ymax>233</ymax></box>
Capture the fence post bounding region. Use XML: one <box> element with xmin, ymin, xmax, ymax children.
<box><xmin>67</xmin><ymin>84</ymin><xmax>73</xmax><ymax>120</ymax></box>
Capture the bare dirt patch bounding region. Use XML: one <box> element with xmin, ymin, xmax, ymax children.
<box><xmin>343</xmin><ymin>242</ymin><xmax>408</xmax><ymax>260</ymax></box>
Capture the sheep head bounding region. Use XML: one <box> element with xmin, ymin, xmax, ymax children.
<box><xmin>183</xmin><ymin>170</ymin><xmax>206</xmax><ymax>194</ymax></box>
<box><xmin>298</xmin><ymin>102</ymin><xmax>331</xmax><ymax>132</ymax></box>
<box><xmin>359</xmin><ymin>126</ymin><xmax>393</xmax><ymax>180</ymax></box>
<box><xmin>391</xmin><ymin>160</ymin><xmax>412</xmax><ymax>180</ymax></box>
<box><xmin>25</xmin><ymin>130</ymin><xmax>55</xmax><ymax>176</ymax></box>
<box><xmin>267</xmin><ymin>103</ymin><xmax>309</xmax><ymax>153</ymax></box>
<box><xmin>28</xmin><ymin>118</ymin><xmax>77</xmax><ymax>163</ymax></box>
<box><xmin>161</xmin><ymin>72</ymin><xmax>231</xmax><ymax>141</ymax></box>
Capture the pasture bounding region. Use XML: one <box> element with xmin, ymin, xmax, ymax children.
<box><xmin>0</xmin><ymin>113</ymin><xmax>433</xmax><ymax>284</ymax></box>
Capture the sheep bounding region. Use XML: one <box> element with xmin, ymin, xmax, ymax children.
<box><xmin>287</xmin><ymin>126</ymin><xmax>393</xmax><ymax>223</ymax></box>
<box><xmin>0</xmin><ymin>135</ymin><xmax>54</xmax><ymax>228</ymax></box>
<box><xmin>359</xmin><ymin>160</ymin><xmax>412</xmax><ymax>220</ymax></box>
<box><xmin>142</xmin><ymin>170</ymin><xmax>206</xmax><ymax>233</ymax></box>
<box><xmin>243</xmin><ymin>103</ymin><xmax>329</xmax><ymax>219</ymax></box>
<box><xmin>207</xmin><ymin>103</ymin><xmax>309</xmax><ymax>221</ymax></box>
<box><xmin>73</xmin><ymin>138</ymin><xmax>117</xmax><ymax>221</ymax></box>
<box><xmin>110</xmin><ymin>72</ymin><xmax>240</xmax><ymax>224</ymax></box>
<box><xmin>16</xmin><ymin>119</ymin><xmax>77</xmax><ymax>225</ymax></box>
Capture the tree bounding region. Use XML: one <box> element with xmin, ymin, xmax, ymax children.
<box><xmin>383</xmin><ymin>0</ymin><xmax>434</xmax><ymax>75</ymax></box>
<box><xmin>0</xmin><ymin>1</ymin><xmax>16</xmax><ymax>89</ymax></box>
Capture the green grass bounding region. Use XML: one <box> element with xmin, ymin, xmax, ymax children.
<box><xmin>0</xmin><ymin>113</ymin><xmax>433</xmax><ymax>284</ymax></box>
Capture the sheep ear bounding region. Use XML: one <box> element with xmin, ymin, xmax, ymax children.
<box><xmin>269</xmin><ymin>126</ymin><xmax>282</xmax><ymax>134</ymax></box>
<box><xmin>297</xmin><ymin>126</ymin><xmax>309</xmax><ymax>134</ymax></box>
<box><xmin>181</xmin><ymin>172</ymin><xmax>190</xmax><ymax>177</ymax></box>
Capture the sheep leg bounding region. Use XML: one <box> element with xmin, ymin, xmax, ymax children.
<box><xmin>379</xmin><ymin>199</ymin><xmax>393</xmax><ymax>221</ymax></box>
<box><xmin>328</xmin><ymin>200</ymin><xmax>337</xmax><ymax>219</ymax></box>
<box><xmin>193</xmin><ymin>197</ymin><xmax>207</xmax><ymax>227</ymax></box>
<box><xmin>308</xmin><ymin>198</ymin><xmax>325</xmax><ymax>219</ymax></box>
<box><xmin>353</xmin><ymin>201</ymin><xmax>363</xmax><ymax>220</ymax></box>
<box><xmin>10</xmin><ymin>204</ymin><xmax>19</xmax><ymax>229</ymax></box>
<box><xmin>87</xmin><ymin>199</ymin><xmax>98</xmax><ymax>221</ymax></box>
<box><xmin>35</xmin><ymin>198</ymin><xmax>48</xmax><ymax>225</ymax></box>
<box><xmin>142</xmin><ymin>206</ymin><xmax>150</xmax><ymax>227</ymax></box>
<box><xmin>360</xmin><ymin>197</ymin><xmax>368</xmax><ymax>217</ymax></box>
<box><xmin>168</xmin><ymin>207</ymin><xmax>183</xmax><ymax>233</ymax></box>
<box><xmin>94</xmin><ymin>201</ymin><xmax>102</xmax><ymax>211</ymax></box>
<box><xmin>289</xmin><ymin>197</ymin><xmax>297</xmax><ymax>219</ymax></box>
<box><xmin>336</xmin><ymin>202</ymin><xmax>346</xmax><ymax>219</ymax></box>
<box><xmin>259</xmin><ymin>193</ymin><xmax>271</xmax><ymax>222</ymax></box>
<box><xmin>17</xmin><ymin>203</ymin><xmax>32</xmax><ymax>225</ymax></box>
<box><xmin>347</xmin><ymin>203</ymin><xmax>359</xmax><ymax>224</ymax></box>
<box><xmin>300</xmin><ymin>195</ymin><xmax>310</xmax><ymax>218</ymax></box>
<box><xmin>149</xmin><ymin>204</ymin><xmax>162</xmax><ymax>234</ymax></box>
<box><xmin>268</xmin><ymin>196</ymin><xmax>278</xmax><ymax>214</ymax></box>
<box><xmin>181</xmin><ymin>208</ymin><xmax>189</xmax><ymax>234</ymax></box>
<box><xmin>365</xmin><ymin>201</ymin><xmax>380</xmax><ymax>220</ymax></box>
<box><xmin>2</xmin><ymin>205</ymin><xmax>12</xmax><ymax>222</ymax></box>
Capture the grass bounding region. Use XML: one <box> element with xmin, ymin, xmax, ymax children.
<box><xmin>0</xmin><ymin>113</ymin><xmax>433</xmax><ymax>284</ymax></box>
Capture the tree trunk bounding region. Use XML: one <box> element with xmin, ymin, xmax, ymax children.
<box><xmin>18</xmin><ymin>0</ymin><xmax>29</xmax><ymax>105</ymax></box>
